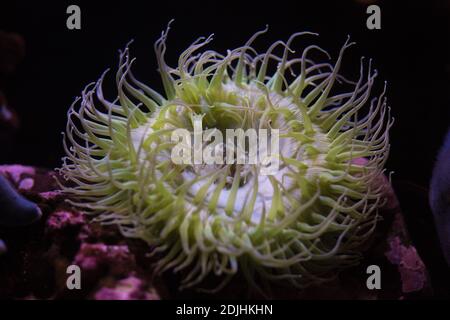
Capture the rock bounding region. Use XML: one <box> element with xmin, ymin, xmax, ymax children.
<box><xmin>93</xmin><ymin>276</ymin><xmax>160</xmax><ymax>300</ymax></box>
<box><xmin>385</xmin><ymin>236</ymin><xmax>427</xmax><ymax>293</ymax></box>
<box><xmin>0</xmin><ymin>164</ymin><xmax>435</xmax><ymax>299</ymax></box>
<box><xmin>0</xmin><ymin>175</ymin><xmax>42</xmax><ymax>227</ymax></box>
<box><xmin>0</xmin><ymin>239</ymin><xmax>6</xmax><ymax>254</ymax></box>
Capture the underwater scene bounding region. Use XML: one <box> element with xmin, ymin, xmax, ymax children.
<box><xmin>0</xmin><ymin>0</ymin><xmax>449</xmax><ymax>304</ymax></box>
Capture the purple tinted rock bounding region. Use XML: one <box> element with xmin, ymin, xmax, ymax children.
<box><xmin>385</xmin><ymin>236</ymin><xmax>427</xmax><ymax>293</ymax></box>
<box><xmin>46</xmin><ymin>210</ymin><xmax>85</xmax><ymax>231</ymax></box>
<box><xmin>0</xmin><ymin>165</ymin><xmax>35</xmax><ymax>185</ymax></box>
<box><xmin>0</xmin><ymin>174</ymin><xmax>42</xmax><ymax>227</ymax></box>
<box><xmin>429</xmin><ymin>128</ymin><xmax>450</xmax><ymax>265</ymax></box>
<box><xmin>0</xmin><ymin>239</ymin><xmax>6</xmax><ymax>254</ymax></box>
<box><xmin>94</xmin><ymin>276</ymin><xmax>160</xmax><ymax>300</ymax></box>
<box><xmin>74</xmin><ymin>243</ymin><xmax>136</xmax><ymax>276</ymax></box>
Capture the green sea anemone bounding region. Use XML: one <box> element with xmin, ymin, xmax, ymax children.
<box><xmin>59</xmin><ymin>23</ymin><xmax>393</xmax><ymax>293</ymax></box>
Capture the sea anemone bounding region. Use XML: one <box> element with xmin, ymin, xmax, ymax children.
<box><xmin>59</xmin><ymin>22</ymin><xmax>393</xmax><ymax>293</ymax></box>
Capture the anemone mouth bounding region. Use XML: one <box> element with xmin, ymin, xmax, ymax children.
<box><xmin>59</xmin><ymin>23</ymin><xmax>393</xmax><ymax>293</ymax></box>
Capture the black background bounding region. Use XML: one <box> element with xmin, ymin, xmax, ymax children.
<box><xmin>0</xmin><ymin>0</ymin><xmax>449</xmax><ymax>187</ymax></box>
<box><xmin>0</xmin><ymin>0</ymin><xmax>450</xmax><ymax>294</ymax></box>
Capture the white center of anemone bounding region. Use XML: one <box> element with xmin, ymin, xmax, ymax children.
<box><xmin>181</xmin><ymin>165</ymin><xmax>294</xmax><ymax>225</ymax></box>
<box><xmin>130</xmin><ymin>81</ymin><xmax>330</xmax><ymax>226</ymax></box>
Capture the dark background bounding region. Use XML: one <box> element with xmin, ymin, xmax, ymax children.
<box><xmin>0</xmin><ymin>0</ymin><xmax>448</xmax><ymax>186</ymax></box>
<box><xmin>0</xmin><ymin>0</ymin><xmax>449</xmax><ymax>294</ymax></box>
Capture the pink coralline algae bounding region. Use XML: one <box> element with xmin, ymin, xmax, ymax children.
<box><xmin>74</xmin><ymin>243</ymin><xmax>135</xmax><ymax>276</ymax></box>
<box><xmin>0</xmin><ymin>165</ymin><xmax>35</xmax><ymax>185</ymax></box>
<box><xmin>0</xmin><ymin>165</ymin><xmax>432</xmax><ymax>299</ymax></box>
<box><xmin>385</xmin><ymin>236</ymin><xmax>427</xmax><ymax>293</ymax></box>
<box><xmin>46</xmin><ymin>210</ymin><xmax>85</xmax><ymax>231</ymax></box>
<box><xmin>94</xmin><ymin>276</ymin><xmax>160</xmax><ymax>300</ymax></box>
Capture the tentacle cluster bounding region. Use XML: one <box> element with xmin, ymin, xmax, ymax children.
<box><xmin>59</xmin><ymin>23</ymin><xmax>393</xmax><ymax>293</ymax></box>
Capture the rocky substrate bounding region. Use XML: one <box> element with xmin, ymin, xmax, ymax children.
<box><xmin>0</xmin><ymin>165</ymin><xmax>431</xmax><ymax>299</ymax></box>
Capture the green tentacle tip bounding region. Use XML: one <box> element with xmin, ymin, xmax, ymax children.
<box><xmin>58</xmin><ymin>24</ymin><xmax>393</xmax><ymax>293</ymax></box>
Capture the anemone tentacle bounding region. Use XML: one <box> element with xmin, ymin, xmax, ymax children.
<box><xmin>59</xmin><ymin>25</ymin><xmax>393</xmax><ymax>293</ymax></box>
